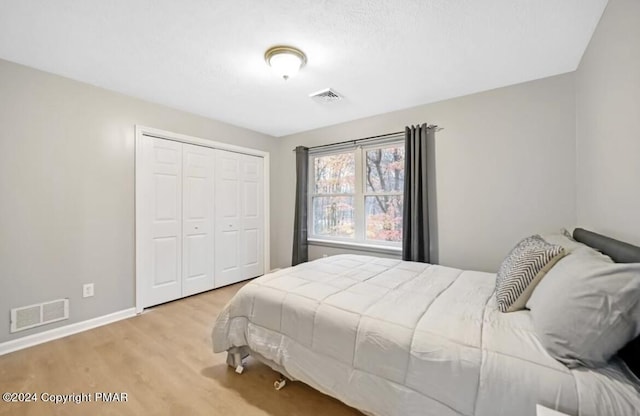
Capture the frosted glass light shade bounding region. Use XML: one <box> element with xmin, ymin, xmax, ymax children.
<box><xmin>265</xmin><ymin>46</ymin><xmax>307</xmax><ymax>80</ymax></box>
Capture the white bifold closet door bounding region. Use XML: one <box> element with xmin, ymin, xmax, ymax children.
<box><xmin>214</xmin><ymin>150</ymin><xmax>264</xmax><ymax>288</ymax></box>
<box><xmin>139</xmin><ymin>136</ymin><xmax>184</xmax><ymax>307</ymax></box>
<box><xmin>139</xmin><ymin>136</ymin><xmax>215</xmax><ymax>307</ymax></box>
<box><xmin>181</xmin><ymin>143</ymin><xmax>215</xmax><ymax>296</ymax></box>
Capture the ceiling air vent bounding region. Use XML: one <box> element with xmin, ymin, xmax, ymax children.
<box><xmin>309</xmin><ymin>88</ymin><xmax>343</xmax><ymax>103</ymax></box>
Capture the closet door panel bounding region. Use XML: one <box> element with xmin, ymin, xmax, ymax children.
<box><xmin>214</xmin><ymin>150</ymin><xmax>242</xmax><ymax>287</ymax></box>
<box><xmin>182</xmin><ymin>144</ymin><xmax>215</xmax><ymax>296</ymax></box>
<box><xmin>152</xmin><ymin>237</ymin><xmax>179</xmax><ymax>286</ymax></box>
<box><xmin>140</xmin><ymin>136</ymin><xmax>183</xmax><ymax>307</ymax></box>
<box><xmin>243</xmin><ymin>228</ymin><xmax>259</xmax><ymax>266</ymax></box>
<box><xmin>218</xmin><ymin>230</ymin><xmax>239</xmax><ymax>272</ymax></box>
<box><xmin>240</xmin><ymin>154</ymin><xmax>264</xmax><ymax>279</ymax></box>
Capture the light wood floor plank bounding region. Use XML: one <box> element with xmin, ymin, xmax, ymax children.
<box><xmin>0</xmin><ymin>282</ymin><xmax>361</xmax><ymax>416</ymax></box>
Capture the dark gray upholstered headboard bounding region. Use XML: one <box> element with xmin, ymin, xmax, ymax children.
<box><xmin>573</xmin><ymin>228</ymin><xmax>640</xmax><ymax>263</ymax></box>
<box><xmin>572</xmin><ymin>228</ymin><xmax>640</xmax><ymax>377</ymax></box>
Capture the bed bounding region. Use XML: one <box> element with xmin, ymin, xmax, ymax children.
<box><xmin>212</xmin><ymin>229</ymin><xmax>640</xmax><ymax>416</ymax></box>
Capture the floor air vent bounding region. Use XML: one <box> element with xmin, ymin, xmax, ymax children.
<box><xmin>309</xmin><ymin>88</ymin><xmax>343</xmax><ymax>103</ymax></box>
<box><xmin>10</xmin><ymin>299</ymin><xmax>69</xmax><ymax>333</ymax></box>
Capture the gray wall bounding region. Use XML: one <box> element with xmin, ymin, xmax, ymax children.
<box><xmin>0</xmin><ymin>59</ymin><xmax>276</xmax><ymax>343</ymax></box>
<box><xmin>576</xmin><ymin>0</ymin><xmax>640</xmax><ymax>246</ymax></box>
<box><xmin>272</xmin><ymin>73</ymin><xmax>577</xmax><ymax>272</ymax></box>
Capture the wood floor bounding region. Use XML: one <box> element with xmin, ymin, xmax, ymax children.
<box><xmin>0</xmin><ymin>282</ymin><xmax>362</xmax><ymax>416</ymax></box>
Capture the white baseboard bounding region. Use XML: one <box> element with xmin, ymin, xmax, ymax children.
<box><xmin>0</xmin><ymin>308</ymin><xmax>137</xmax><ymax>356</ymax></box>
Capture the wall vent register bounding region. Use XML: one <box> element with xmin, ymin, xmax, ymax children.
<box><xmin>10</xmin><ymin>299</ymin><xmax>69</xmax><ymax>333</ymax></box>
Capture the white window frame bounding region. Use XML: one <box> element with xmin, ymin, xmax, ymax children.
<box><xmin>308</xmin><ymin>138</ymin><xmax>404</xmax><ymax>253</ymax></box>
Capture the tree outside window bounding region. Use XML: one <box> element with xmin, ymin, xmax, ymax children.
<box><xmin>364</xmin><ymin>146</ymin><xmax>404</xmax><ymax>242</ymax></box>
<box><xmin>312</xmin><ymin>152</ymin><xmax>355</xmax><ymax>238</ymax></box>
<box><xmin>309</xmin><ymin>141</ymin><xmax>404</xmax><ymax>246</ymax></box>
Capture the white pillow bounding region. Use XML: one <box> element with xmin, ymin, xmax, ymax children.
<box><xmin>540</xmin><ymin>230</ymin><xmax>591</xmax><ymax>254</ymax></box>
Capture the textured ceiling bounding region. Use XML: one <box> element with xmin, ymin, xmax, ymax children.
<box><xmin>0</xmin><ymin>0</ymin><xmax>608</xmax><ymax>137</ymax></box>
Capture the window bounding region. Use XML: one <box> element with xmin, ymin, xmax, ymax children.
<box><xmin>309</xmin><ymin>140</ymin><xmax>405</xmax><ymax>248</ymax></box>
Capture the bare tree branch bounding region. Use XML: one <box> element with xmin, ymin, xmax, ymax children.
<box><xmin>366</xmin><ymin>150</ymin><xmax>387</xmax><ymax>213</ymax></box>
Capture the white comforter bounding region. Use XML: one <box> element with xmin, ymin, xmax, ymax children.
<box><xmin>212</xmin><ymin>255</ymin><xmax>640</xmax><ymax>416</ymax></box>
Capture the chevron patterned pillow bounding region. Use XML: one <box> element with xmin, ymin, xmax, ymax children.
<box><xmin>495</xmin><ymin>235</ymin><xmax>565</xmax><ymax>313</ymax></box>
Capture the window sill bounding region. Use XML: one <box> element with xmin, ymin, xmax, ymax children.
<box><xmin>308</xmin><ymin>238</ymin><xmax>402</xmax><ymax>256</ymax></box>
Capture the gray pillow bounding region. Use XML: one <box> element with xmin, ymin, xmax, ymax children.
<box><xmin>528</xmin><ymin>247</ymin><xmax>640</xmax><ymax>368</ymax></box>
<box><xmin>495</xmin><ymin>235</ymin><xmax>565</xmax><ymax>313</ymax></box>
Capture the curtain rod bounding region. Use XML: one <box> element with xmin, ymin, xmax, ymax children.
<box><xmin>292</xmin><ymin>125</ymin><xmax>443</xmax><ymax>152</ymax></box>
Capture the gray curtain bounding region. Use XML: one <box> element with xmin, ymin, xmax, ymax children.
<box><xmin>292</xmin><ymin>146</ymin><xmax>309</xmax><ymax>265</ymax></box>
<box><xmin>402</xmin><ymin>124</ymin><xmax>431</xmax><ymax>262</ymax></box>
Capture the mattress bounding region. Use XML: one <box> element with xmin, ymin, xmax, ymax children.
<box><xmin>212</xmin><ymin>255</ymin><xmax>640</xmax><ymax>416</ymax></box>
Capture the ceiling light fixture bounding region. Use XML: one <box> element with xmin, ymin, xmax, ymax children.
<box><xmin>264</xmin><ymin>45</ymin><xmax>307</xmax><ymax>81</ymax></box>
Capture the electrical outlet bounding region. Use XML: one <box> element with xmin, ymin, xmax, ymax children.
<box><xmin>83</xmin><ymin>283</ymin><xmax>94</xmax><ymax>298</ymax></box>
